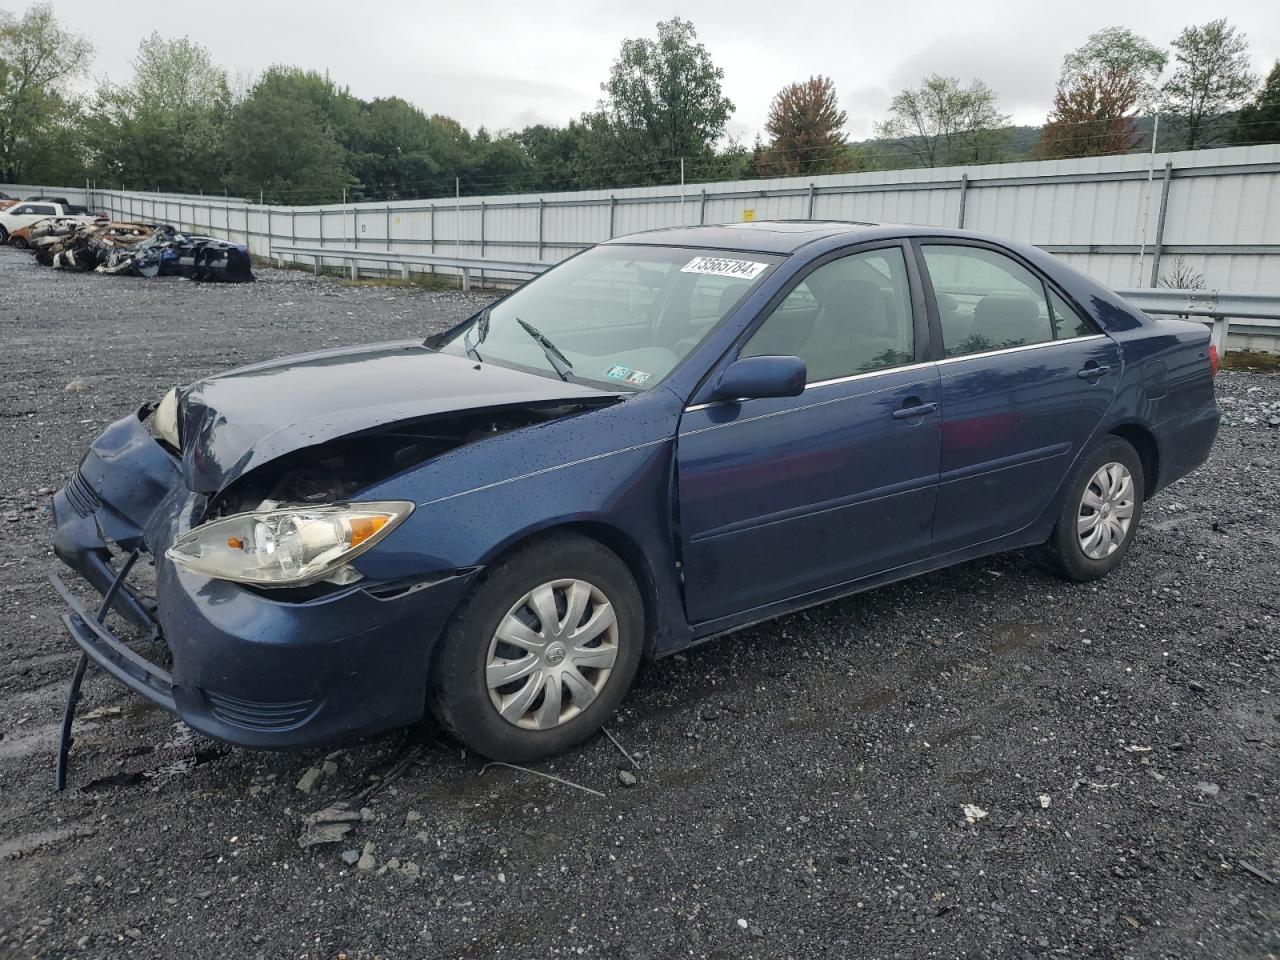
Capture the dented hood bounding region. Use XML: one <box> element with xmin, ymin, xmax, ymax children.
<box><xmin>178</xmin><ymin>340</ymin><xmax>618</xmax><ymax>493</ymax></box>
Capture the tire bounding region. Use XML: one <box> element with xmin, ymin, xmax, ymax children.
<box><xmin>1036</xmin><ymin>435</ymin><xmax>1145</xmax><ymax>582</ymax></box>
<box><xmin>0</xmin><ymin>226</ymin><xmax>8</xmax><ymax>244</ymax></box>
<box><xmin>11</xmin><ymin>235</ymin><xmax>27</xmax><ymax>250</ymax></box>
<box><xmin>428</xmin><ymin>533</ymin><xmax>644</xmax><ymax>762</ymax></box>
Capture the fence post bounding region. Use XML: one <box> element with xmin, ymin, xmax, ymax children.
<box><xmin>807</xmin><ymin>183</ymin><xmax>816</xmax><ymax>219</ymax></box>
<box><xmin>537</xmin><ymin>198</ymin><xmax>545</xmax><ymax>260</ymax></box>
<box><xmin>386</xmin><ymin>204</ymin><xmax>391</xmax><ymax>252</ymax></box>
<box><xmin>479</xmin><ymin>202</ymin><xmax>486</xmax><ymax>286</ymax></box>
<box><xmin>699</xmin><ymin>189</ymin><xmax>706</xmax><ymax>225</ymax></box>
<box><xmin>957</xmin><ymin>174</ymin><xmax>969</xmax><ymax>229</ymax></box>
<box><xmin>1148</xmin><ymin>161</ymin><xmax>1174</xmax><ymax>288</ymax></box>
<box><xmin>608</xmin><ymin>196</ymin><xmax>616</xmax><ymax>239</ymax></box>
<box><xmin>266</xmin><ymin>206</ymin><xmax>272</xmax><ymax>258</ymax></box>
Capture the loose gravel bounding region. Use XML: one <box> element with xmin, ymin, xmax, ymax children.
<box><xmin>0</xmin><ymin>246</ymin><xmax>1276</xmax><ymax>959</ymax></box>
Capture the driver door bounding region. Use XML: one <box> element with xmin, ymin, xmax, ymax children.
<box><xmin>676</xmin><ymin>243</ymin><xmax>941</xmax><ymax>625</ymax></box>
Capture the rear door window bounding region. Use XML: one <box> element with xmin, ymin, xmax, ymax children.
<box><xmin>922</xmin><ymin>244</ymin><xmax>1056</xmax><ymax>358</ymax></box>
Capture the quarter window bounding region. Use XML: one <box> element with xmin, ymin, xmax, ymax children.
<box><xmin>923</xmin><ymin>245</ymin><xmax>1057</xmax><ymax>358</ymax></box>
<box><xmin>742</xmin><ymin>247</ymin><xmax>915</xmax><ymax>383</ymax></box>
<box><xmin>1048</xmin><ymin>288</ymin><xmax>1099</xmax><ymax>338</ymax></box>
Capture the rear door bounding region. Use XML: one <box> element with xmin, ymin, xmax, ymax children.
<box><xmin>916</xmin><ymin>241</ymin><xmax>1120</xmax><ymax>552</ymax></box>
<box><xmin>676</xmin><ymin>242</ymin><xmax>941</xmax><ymax>624</ymax></box>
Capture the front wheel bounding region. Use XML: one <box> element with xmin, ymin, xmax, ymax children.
<box><xmin>428</xmin><ymin>534</ymin><xmax>644</xmax><ymax>762</ymax></box>
<box><xmin>0</xmin><ymin>226</ymin><xmax>9</xmax><ymax>244</ymax></box>
<box><xmin>1036</xmin><ymin>436</ymin><xmax>1145</xmax><ymax>582</ymax></box>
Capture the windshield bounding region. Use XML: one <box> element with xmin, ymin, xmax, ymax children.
<box><xmin>436</xmin><ymin>245</ymin><xmax>782</xmax><ymax>390</ymax></box>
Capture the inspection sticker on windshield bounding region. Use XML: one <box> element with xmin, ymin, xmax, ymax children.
<box><xmin>604</xmin><ymin>364</ymin><xmax>651</xmax><ymax>385</ymax></box>
<box><xmin>680</xmin><ymin>256</ymin><xmax>768</xmax><ymax>280</ymax></box>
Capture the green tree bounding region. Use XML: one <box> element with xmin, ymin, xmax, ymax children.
<box><xmin>875</xmin><ymin>75</ymin><xmax>1009</xmax><ymax>167</ymax></box>
<box><xmin>0</xmin><ymin>3</ymin><xmax>92</xmax><ymax>182</ymax></box>
<box><xmin>757</xmin><ymin>75</ymin><xmax>848</xmax><ymax>177</ymax></box>
<box><xmin>1061</xmin><ymin>26</ymin><xmax>1167</xmax><ymax>110</ymax></box>
<box><xmin>224</xmin><ymin>68</ymin><xmax>353</xmax><ymax>203</ymax></box>
<box><xmin>82</xmin><ymin>33</ymin><xmax>230</xmax><ymax>192</ymax></box>
<box><xmin>1036</xmin><ymin>26</ymin><xmax>1166</xmax><ymax>159</ymax></box>
<box><xmin>345</xmin><ymin>97</ymin><xmax>469</xmax><ymax>199</ymax></box>
<box><xmin>1229</xmin><ymin>61</ymin><xmax>1280</xmax><ymax>145</ymax></box>
<box><xmin>517</xmin><ymin>121</ymin><xmax>595</xmax><ymax>191</ymax></box>
<box><xmin>1162</xmin><ymin>18</ymin><xmax>1258</xmax><ymax>148</ymax></box>
<box><xmin>586</xmin><ymin>17</ymin><xmax>734</xmax><ymax>186</ymax></box>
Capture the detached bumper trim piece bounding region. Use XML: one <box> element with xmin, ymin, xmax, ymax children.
<box><xmin>48</xmin><ymin>573</ymin><xmax>177</xmax><ymax>714</ymax></box>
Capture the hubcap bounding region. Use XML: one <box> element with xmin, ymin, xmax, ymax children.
<box><xmin>1077</xmin><ymin>461</ymin><xmax>1135</xmax><ymax>560</ymax></box>
<box><xmin>485</xmin><ymin>578</ymin><xmax>619</xmax><ymax>730</ymax></box>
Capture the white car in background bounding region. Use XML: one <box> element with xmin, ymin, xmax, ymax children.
<box><xmin>0</xmin><ymin>201</ymin><xmax>101</xmax><ymax>245</ymax></box>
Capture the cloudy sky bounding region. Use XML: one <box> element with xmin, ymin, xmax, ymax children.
<box><xmin>39</xmin><ymin>0</ymin><xmax>1280</xmax><ymax>141</ymax></box>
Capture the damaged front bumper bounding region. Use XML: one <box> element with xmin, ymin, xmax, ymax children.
<box><xmin>51</xmin><ymin>410</ymin><xmax>475</xmax><ymax>750</ymax></box>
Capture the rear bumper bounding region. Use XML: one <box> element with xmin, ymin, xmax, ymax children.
<box><xmin>1151</xmin><ymin>402</ymin><xmax>1221</xmax><ymax>495</ymax></box>
<box><xmin>49</xmin><ymin>411</ymin><xmax>476</xmax><ymax>748</ymax></box>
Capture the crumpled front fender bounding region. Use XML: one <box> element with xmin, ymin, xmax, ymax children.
<box><xmin>51</xmin><ymin>408</ymin><xmax>188</xmax><ymax>632</ymax></box>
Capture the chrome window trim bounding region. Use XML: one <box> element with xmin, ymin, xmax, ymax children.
<box><xmin>683</xmin><ymin>334</ymin><xmax>1110</xmax><ymax>412</ymax></box>
<box><xmin>804</xmin><ymin>360</ymin><xmax>936</xmax><ymax>390</ymax></box>
<box><xmin>935</xmin><ymin>334</ymin><xmax>1107</xmax><ymax>366</ymax></box>
<box><xmin>684</xmin><ymin>362</ymin><xmax>937</xmax><ymax>415</ymax></box>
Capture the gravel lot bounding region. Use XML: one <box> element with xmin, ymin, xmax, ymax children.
<box><xmin>0</xmin><ymin>246</ymin><xmax>1276</xmax><ymax>960</ymax></box>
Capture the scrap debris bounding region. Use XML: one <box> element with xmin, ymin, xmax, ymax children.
<box><xmin>18</xmin><ymin>216</ymin><xmax>254</xmax><ymax>282</ymax></box>
<box><xmin>479</xmin><ymin>761</ymin><xmax>605</xmax><ymax>798</ymax></box>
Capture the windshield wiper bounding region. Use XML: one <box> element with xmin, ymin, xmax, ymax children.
<box><xmin>460</xmin><ymin>308</ymin><xmax>490</xmax><ymax>361</ymax></box>
<box><xmin>516</xmin><ymin>318</ymin><xmax>574</xmax><ymax>381</ymax></box>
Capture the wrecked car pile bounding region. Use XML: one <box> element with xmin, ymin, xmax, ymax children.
<box><xmin>22</xmin><ymin>217</ymin><xmax>254</xmax><ymax>282</ymax></box>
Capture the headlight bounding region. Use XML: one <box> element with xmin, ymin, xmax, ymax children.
<box><xmin>152</xmin><ymin>387</ymin><xmax>180</xmax><ymax>449</ymax></box>
<box><xmin>166</xmin><ymin>501</ymin><xmax>414</xmax><ymax>587</ymax></box>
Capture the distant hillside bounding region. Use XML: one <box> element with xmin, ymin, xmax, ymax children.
<box><xmin>849</xmin><ymin>116</ymin><xmax>1160</xmax><ymax>167</ymax></box>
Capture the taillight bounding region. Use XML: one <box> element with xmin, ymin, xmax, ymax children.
<box><xmin>1208</xmin><ymin>344</ymin><xmax>1220</xmax><ymax>378</ymax></box>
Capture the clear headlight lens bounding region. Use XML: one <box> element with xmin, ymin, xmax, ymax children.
<box><xmin>151</xmin><ymin>387</ymin><xmax>180</xmax><ymax>449</ymax></box>
<box><xmin>166</xmin><ymin>501</ymin><xmax>414</xmax><ymax>587</ymax></box>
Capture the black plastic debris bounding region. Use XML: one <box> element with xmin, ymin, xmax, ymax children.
<box><xmin>22</xmin><ymin>218</ymin><xmax>255</xmax><ymax>283</ymax></box>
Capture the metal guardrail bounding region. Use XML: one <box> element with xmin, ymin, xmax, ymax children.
<box><xmin>1115</xmin><ymin>288</ymin><xmax>1280</xmax><ymax>352</ymax></box>
<box><xmin>270</xmin><ymin>244</ymin><xmax>552</xmax><ymax>291</ymax></box>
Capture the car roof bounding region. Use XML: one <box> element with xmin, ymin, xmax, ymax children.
<box><xmin>605</xmin><ymin>220</ymin><xmax>1004</xmax><ymax>256</ymax></box>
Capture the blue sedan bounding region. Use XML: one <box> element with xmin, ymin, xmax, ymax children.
<box><xmin>51</xmin><ymin>221</ymin><xmax>1220</xmax><ymax>763</ymax></box>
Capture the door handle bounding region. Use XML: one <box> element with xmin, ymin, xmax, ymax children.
<box><xmin>1077</xmin><ymin>364</ymin><xmax>1111</xmax><ymax>380</ymax></box>
<box><xmin>892</xmin><ymin>400</ymin><xmax>938</xmax><ymax>420</ymax></box>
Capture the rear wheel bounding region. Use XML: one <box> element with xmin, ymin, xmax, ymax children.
<box><xmin>10</xmin><ymin>234</ymin><xmax>27</xmax><ymax>249</ymax></box>
<box><xmin>1037</xmin><ymin>436</ymin><xmax>1145</xmax><ymax>582</ymax></box>
<box><xmin>0</xmin><ymin>226</ymin><xmax>9</xmax><ymax>244</ymax></box>
<box><xmin>428</xmin><ymin>534</ymin><xmax>644</xmax><ymax>762</ymax></box>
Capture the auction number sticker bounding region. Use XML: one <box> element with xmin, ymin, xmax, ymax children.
<box><xmin>680</xmin><ymin>256</ymin><xmax>768</xmax><ymax>280</ymax></box>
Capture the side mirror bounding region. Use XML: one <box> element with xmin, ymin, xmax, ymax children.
<box><xmin>712</xmin><ymin>355</ymin><xmax>807</xmax><ymax>402</ymax></box>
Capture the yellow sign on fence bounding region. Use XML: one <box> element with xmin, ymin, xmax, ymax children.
<box><xmin>742</xmin><ymin>209</ymin><xmax>755</xmax><ymax>222</ymax></box>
